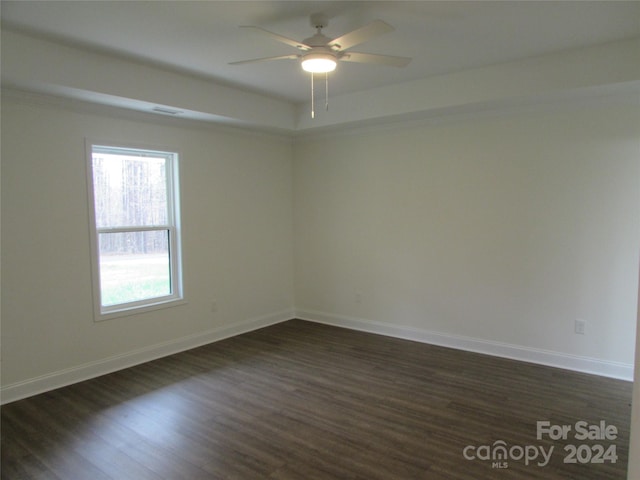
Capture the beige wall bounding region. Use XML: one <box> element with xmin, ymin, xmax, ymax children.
<box><xmin>294</xmin><ymin>103</ymin><xmax>640</xmax><ymax>369</ymax></box>
<box><xmin>2</xmin><ymin>94</ymin><xmax>638</xmax><ymax>408</ymax></box>
<box><xmin>1</xmin><ymin>97</ymin><xmax>294</xmax><ymax>393</ymax></box>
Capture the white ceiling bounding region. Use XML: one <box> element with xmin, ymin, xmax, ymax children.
<box><xmin>3</xmin><ymin>0</ymin><xmax>640</xmax><ymax>105</ymax></box>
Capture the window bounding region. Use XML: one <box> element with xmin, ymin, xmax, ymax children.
<box><xmin>87</xmin><ymin>143</ymin><xmax>183</xmax><ymax>319</ymax></box>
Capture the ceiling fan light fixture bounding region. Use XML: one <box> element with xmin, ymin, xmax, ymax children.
<box><xmin>232</xmin><ymin>17</ymin><xmax>411</xmax><ymax>118</ymax></box>
<box><xmin>301</xmin><ymin>53</ymin><xmax>337</xmax><ymax>73</ymax></box>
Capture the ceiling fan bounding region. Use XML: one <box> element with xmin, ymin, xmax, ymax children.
<box><xmin>230</xmin><ymin>13</ymin><xmax>411</xmax><ymax>117</ymax></box>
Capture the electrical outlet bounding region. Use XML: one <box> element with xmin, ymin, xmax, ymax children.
<box><xmin>575</xmin><ymin>319</ymin><xmax>585</xmax><ymax>335</ymax></box>
<box><xmin>210</xmin><ymin>300</ymin><xmax>218</xmax><ymax>313</ymax></box>
<box><xmin>355</xmin><ymin>291</ymin><xmax>362</xmax><ymax>304</ymax></box>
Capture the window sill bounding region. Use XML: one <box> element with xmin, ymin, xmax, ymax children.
<box><xmin>95</xmin><ymin>297</ymin><xmax>187</xmax><ymax>322</ymax></box>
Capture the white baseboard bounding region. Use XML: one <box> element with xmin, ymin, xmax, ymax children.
<box><xmin>3</xmin><ymin>307</ymin><xmax>632</xmax><ymax>404</ymax></box>
<box><xmin>296</xmin><ymin>309</ymin><xmax>634</xmax><ymax>381</ymax></box>
<box><xmin>1</xmin><ymin>309</ymin><xmax>295</xmax><ymax>405</ymax></box>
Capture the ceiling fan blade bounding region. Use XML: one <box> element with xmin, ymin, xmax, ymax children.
<box><xmin>229</xmin><ymin>54</ymin><xmax>300</xmax><ymax>65</ymax></box>
<box><xmin>329</xmin><ymin>20</ymin><xmax>394</xmax><ymax>51</ymax></box>
<box><xmin>239</xmin><ymin>26</ymin><xmax>311</xmax><ymax>51</ymax></box>
<box><xmin>340</xmin><ymin>52</ymin><xmax>411</xmax><ymax>67</ymax></box>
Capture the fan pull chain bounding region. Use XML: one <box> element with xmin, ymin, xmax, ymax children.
<box><xmin>311</xmin><ymin>73</ymin><xmax>315</xmax><ymax>119</ymax></box>
<box><xmin>310</xmin><ymin>73</ymin><xmax>330</xmax><ymax>118</ymax></box>
<box><xmin>325</xmin><ymin>72</ymin><xmax>329</xmax><ymax>111</ymax></box>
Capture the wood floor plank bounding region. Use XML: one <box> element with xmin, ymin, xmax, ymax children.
<box><xmin>1</xmin><ymin>319</ymin><xmax>633</xmax><ymax>479</ymax></box>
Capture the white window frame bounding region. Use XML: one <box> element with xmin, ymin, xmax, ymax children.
<box><xmin>86</xmin><ymin>140</ymin><xmax>185</xmax><ymax>321</ymax></box>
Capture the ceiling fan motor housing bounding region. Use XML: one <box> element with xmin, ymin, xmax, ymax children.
<box><xmin>303</xmin><ymin>32</ymin><xmax>333</xmax><ymax>48</ymax></box>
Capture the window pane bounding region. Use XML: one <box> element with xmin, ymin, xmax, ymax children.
<box><xmin>98</xmin><ymin>230</ymin><xmax>171</xmax><ymax>306</ymax></box>
<box><xmin>92</xmin><ymin>152</ymin><xmax>168</xmax><ymax>228</ymax></box>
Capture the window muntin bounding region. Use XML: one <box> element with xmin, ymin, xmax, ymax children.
<box><xmin>88</xmin><ymin>144</ymin><xmax>183</xmax><ymax>319</ymax></box>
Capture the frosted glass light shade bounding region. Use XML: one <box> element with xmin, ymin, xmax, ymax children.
<box><xmin>301</xmin><ymin>54</ymin><xmax>337</xmax><ymax>73</ymax></box>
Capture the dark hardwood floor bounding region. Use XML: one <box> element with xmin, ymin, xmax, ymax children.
<box><xmin>1</xmin><ymin>319</ymin><xmax>633</xmax><ymax>479</ymax></box>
